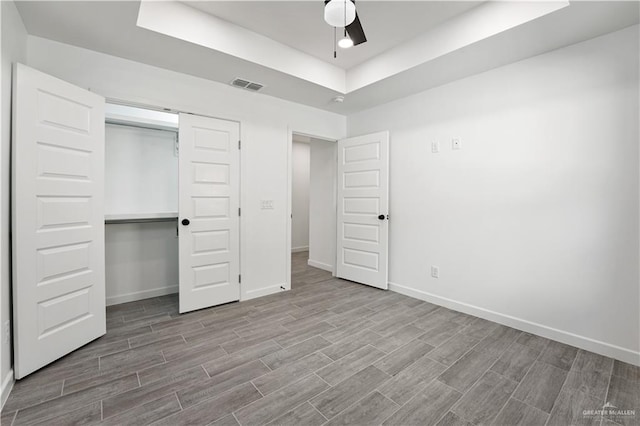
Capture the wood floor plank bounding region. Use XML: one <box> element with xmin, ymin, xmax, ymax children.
<box><xmin>203</xmin><ymin>340</ymin><xmax>283</xmax><ymax>377</ymax></box>
<box><xmin>374</xmin><ymin>340</ymin><xmax>434</xmax><ymax>376</ymax></box>
<box><xmin>234</xmin><ymin>375</ymin><xmax>329</xmax><ymax>426</ymax></box>
<box><xmin>310</xmin><ymin>366</ymin><xmax>391</xmax><ymax>420</ymax></box>
<box><xmin>274</xmin><ymin>321</ymin><xmax>335</xmax><ymax>348</ymax></box>
<box><xmin>434</xmin><ymin>412</ymin><xmax>473</xmax><ymax>426</ymax></box>
<box><xmin>265</xmin><ymin>402</ymin><xmax>326</xmax><ymax>426</ymax></box>
<box><xmin>437</xmin><ymin>350</ymin><xmax>498</xmax><ymax>392</ymax></box>
<box><xmin>102</xmin><ymin>367</ymin><xmax>207</xmax><ymax>419</ymax></box>
<box><xmin>252</xmin><ymin>353</ymin><xmax>332</xmax><ymax>396</ymax></box>
<box><xmin>3</xmin><ymin>380</ymin><xmax>63</xmax><ymax>413</ymax></box>
<box><xmin>459</xmin><ymin>318</ymin><xmax>499</xmax><ymax>340</ymax></box>
<box><xmin>546</xmin><ymin>387</ymin><xmax>602</xmax><ymax>426</ymax></box>
<box><xmin>605</xmin><ymin>374</ymin><xmax>640</xmax><ymax>426</ymax></box>
<box><xmin>427</xmin><ymin>333</ymin><xmax>479</xmax><ymax>367</ymax></box>
<box><xmin>382</xmin><ymin>379</ymin><xmax>462</xmax><ymax>426</ymax></box>
<box><xmin>450</xmin><ymin>371</ymin><xmax>517</xmax><ymax>425</ymax></box>
<box><xmin>0</xmin><ymin>410</ymin><xmax>16</xmax><ymax>426</ymax></box>
<box><xmin>33</xmin><ymin>401</ymin><xmax>101</xmax><ymax>426</ymax></box>
<box><xmin>512</xmin><ymin>361</ymin><xmax>567</xmax><ymax>413</ymax></box>
<box><xmin>516</xmin><ymin>332</ymin><xmax>550</xmax><ymax>353</ymax></box>
<box><xmin>138</xmin><ymin>344</ymin><xmax>226</xmax><ymax>385</ymax></box>
<box><xmin>539</xmin><ymin>341</ymin><xmax>578</xmax><ymax>371</ymax></box>
<box><xmin>260</xmin><ymin>336</ymin><xmax>331</xmax><ymax>370</ymax></box>
<box><xmin>315</xmin><ymin>345</ymin><xmax>386</xmax><ymax>386</ymax></box>
<box><xmin>490</xmin><ymin>342</ymin><xmax>540</xmax><ymax>383</ymax></box>
<box><xmin>473</xmin><ymin>325</ymin><xmax>521</xmax><ymax>357</ymax></box>
<box><xmin>612</xmin><ymin>360</ymin><xmax>640</xmax><ymax>380</ymax></box>
<box><xmin>493</xmin><ymin>398</ymin><xmax>549</xmax><ymax>426</ymax></box>
<box><xmin>321</xmin><ymin>329</ymin><xmax>382</xmax><ymax>361</ymax></box>
<box><xmin>418</xmin><ymin>322</ymin><xmax>466</xmax><ymax>347</ymax></box>
<box><xmin>562</xmin><ymin>350</ymin><xmax>613</xmax><ymax>400</ymax></box>
<box><xmin>378</xmin><ymin>355</ymin><xmax>447</xmax><ymax>405</ymax></box>
<box><xmin>323</xmin><ymin>391</ymin><xmax>398</xmax><ymax>426</ymax></box>
<box><xmin>372</xmin><ymin>324</ymin><xmax>424</xmax><ymax>353</ymax></box>
<box><xmin>13</xmin><ymin>374</ymin><xmax>138</xmax><ymax>425</ymax></box>
<box><xmin>211</xmin><ymin>414</ymin><xmax>241</xmax><ymax>426</ymax></box>
<box><xmin>101</xmin><ymin>394</ymin><xmax>182</xmax><ymax>426</ymax></box>
<box><xmin>154</xmin><ymin>382</ymin><xmax>262</xmax><ymax>426</ymax></box>
<box><xmin>178</xmin><ymin>360</ymin><xmax>271</xmax><ymax>408</ymax></box>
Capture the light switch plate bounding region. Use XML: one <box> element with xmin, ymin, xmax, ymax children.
<box><xmin>431</xmin><ymin>266</ymin><xmax>440</xmax><ymax>278</ymax></box>
<box><xmin>452</xmin><ymin>138</ymin><xmax>462</xmax><ymax>150</ymax></box>
<box><xmin>431</xmin><ymin>141</ymin><xmax>440</xmax><ymax>153</ymax></box>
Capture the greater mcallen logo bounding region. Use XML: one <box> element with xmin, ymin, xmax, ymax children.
<box><xmin>583</xmin><ymin>402</ymin><xmax>636</xmax><ymax>421</ymax></box>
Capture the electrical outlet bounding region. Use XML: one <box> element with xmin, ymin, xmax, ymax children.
<box><xmin>3</xmin><ymin>320</ymin><xmax>9</xmax><ymax>345</ymax></box>
<box><xmin>431</xmin><ymin>266</ymin><xmax>440</xmax><ymax>279</ymax></box>
<box><xmin>431</xmin><ymin>141</ymin><xmax>440</xmax><ymax>153</ymax></box>
<box><xmin>452</xmin><ymin>138</ymin><xmax>462</xmax><ymax>150</ymax></box>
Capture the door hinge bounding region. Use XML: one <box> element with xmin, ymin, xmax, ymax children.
<box><xmin>238</xmin><ymin>140</ymin><xmax>241</xmax><ymax>150</ymax></box>
<box><xmin>238</xmin><ymin>207</ymin><xmax>241</xmax><ymax>216</ymax></box>
<box><xmin>239</xmin><ymin>274</ymin><xmax>241</xmax><ymax>283</ymax></box>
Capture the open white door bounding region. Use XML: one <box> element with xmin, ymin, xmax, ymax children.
<box><xmin>336</xmin><ymin>131</ymin><xmax>389</xmax><ymax>290</ymax></box>
<box><xmin>12</xmin><ymin>64</ymin><xmax>106</xmax><ymax>379</ymax></box>
<box><xmin>178</xmin><ymin>114</ymin><xmax>240</xmax><ymax>313</ymax></box>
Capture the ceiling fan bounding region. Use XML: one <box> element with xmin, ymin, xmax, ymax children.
<box><xmin>324</xmin><ymin>0</ymin><xmax>367</xmax><ymax>53</ymax></box>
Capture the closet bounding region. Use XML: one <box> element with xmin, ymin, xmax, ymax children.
<box><xmin>11</xmin><ymin>63</ymin><xmax>241</xmax><ymax>378</ymax></box>
<box><xmin>104</xmin><ymin>104</ymin><xmax>180</xmax><ymax>306</ymax></box>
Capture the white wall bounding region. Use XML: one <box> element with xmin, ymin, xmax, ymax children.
<box><xmin>0</xmin><ymin>0</ymin><xmax>27</xmax><ymax>407</ymax></box>
<box><xmin>105</xmin><ymin>223</ymin><xmax>178</xmax><ymax>305</ymax></box>
<box><xmin>104</xmin><ymin>123</ymin><xmax>179</xmax><ymax>305</ymax></box>
<box><xmin>105</xmin><ymin>124</ymin><xmax>178</xmax><ymax>216</ymax></box>
<box><xmin>348</xmin><ymin>25</ymin><xmax>640</xmax><ymax>365</ymax></box>
<box><xmin>291</xmin><ymin>141</ymin><xmax>310</xmax><ymax>252</ymax></box>
<box><xmin>309</xmin><ymin>138</ymin><xmax>337</xmax><ymax>272</ymax></box>
<box><xmin>26</xmin><ymin>36</ymin><xmax>346</xmax><ymax>304</ymax></box>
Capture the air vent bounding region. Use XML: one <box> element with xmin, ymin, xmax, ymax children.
<box><xmin>230</xmin><ymin>78</ymin><xmax>264</xmax><ymax>92</ymax></box>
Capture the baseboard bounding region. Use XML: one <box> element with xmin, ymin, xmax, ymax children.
<box><xmin>291</xmin><ymin>246</ymin><xmax>309</xmax><ymax>253</ymax></box>
<box><xmin>389</xmin><ymin>282</ymin><xmax>640</xmax><ymax>367</ymax></box>
<box><xmin>106</xmin><ymin>285</ymin><xmax>178</xmax><ymax>306</ymax></box>
<box><xmin>1</xmin><ymin>369</ymin><xmax>14</xmax><ymax>410</ymax></box>
<box><xmin>307</xmin><ymin>259</ymin><xmax>333</xmax><ymax>273</ymax></box>
<box><xmin>242</xmin><ymin>283</ymin><xmax>287</xmax><ymax>301</ymax></box>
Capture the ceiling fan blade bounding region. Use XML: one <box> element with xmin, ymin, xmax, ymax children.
<box><xmin>346</xmin><ymin>13</ymin><xmax>367</xmax><ymax>45</ymax></box>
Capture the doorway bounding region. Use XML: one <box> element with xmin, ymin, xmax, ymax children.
<box><xmin>288</xmin><ymin>132</ymin><xmax>337</xmax><ymax>289</ymax></box>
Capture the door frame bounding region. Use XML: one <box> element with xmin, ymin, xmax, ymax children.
<box><xmin>104</xmin><ymin>98</ymin><xmax>243</xmax><ymax>301</ymax></box>
<box><xmin>286</xmin><ymin>128</ymin><xmax>339</xmax><ymax>290</ymax></box>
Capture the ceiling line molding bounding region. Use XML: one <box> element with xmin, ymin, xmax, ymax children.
<box><xmin>346</xmin><ymin>0</ymin><xmax>569</xmax><ymax>92</ymax></box>
<box><xmin>136</xmin><ymin>0</ymin><xmax>347</xmax><ymax>93</ymax></box>
<box><xmin>137</xmin><ymin>0</ymin><xmax>568</xmax><ymax>96</ymax></box>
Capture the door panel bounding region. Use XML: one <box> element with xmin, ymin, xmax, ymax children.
<box><xmin>178</xmin><ymin>114</ymin><xmax>240</xmax><ymax>313</ymax></box>
<box><xmin>12</xmin><ymin>64</ymin><xmax>106</xmax><ymax>379</ymax></box>
<box><xmin>336</xmin><ymin>131</ymin><xmax>389</xmax><ymax>289</ymax></box>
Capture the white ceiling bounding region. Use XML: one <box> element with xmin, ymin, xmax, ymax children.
<box><xmin>14</xmin><ymin>1</ymin><xmax>640</xmax><ymax>115</ymax></box>
<box><xmin>184</xmin><ymin>1</ymin><xmax>479</xmax><ymax>70</ymax></box>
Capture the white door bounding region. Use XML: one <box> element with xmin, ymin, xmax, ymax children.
<box><xmin>336</xmin><ymin>131</ymin><xmax>389</xmax><ymax>290</ymax></box>
<box><xmin>178</xmin><ymin>114</ymin><xmax>240</xmax><ymax>313</ymax></box>
<box><xmin>12</xmin><ymin>64</ymin><xmax>106</xmax><ymax>379</ymax></box>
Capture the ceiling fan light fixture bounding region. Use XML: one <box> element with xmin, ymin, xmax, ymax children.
<box><xmin>324</xmin><ymin>0</ymin><xmax>356</xmax><ymax>27</ymax></box>
<box><xmin>338</xmin><ymin>35</ymin><xmax>353</xmax><ymax>49</ymax></box>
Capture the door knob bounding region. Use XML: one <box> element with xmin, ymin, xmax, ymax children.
<box><xmin>378</xmin><ymin>214</ymin><xmax>385</xmax><ymax>220</ymax></box>
<box><xmin>181</xmin><ymin>218</ymin><xmax>190</xmax><ymax>226</ymax></box>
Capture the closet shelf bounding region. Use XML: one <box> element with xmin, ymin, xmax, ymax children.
<box><xmin>105</xmin><ymin>212</ymin><xmax>178</xmax><ymax>224</ymax></box>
